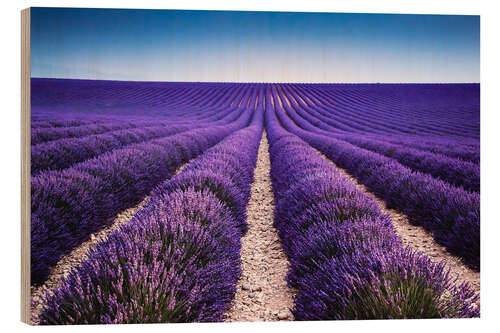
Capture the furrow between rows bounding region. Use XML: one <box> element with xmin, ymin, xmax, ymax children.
<box><xmin>224</xmin><ymin>132</ymin><xmax>296</xmax><ymax>322</ymax></box>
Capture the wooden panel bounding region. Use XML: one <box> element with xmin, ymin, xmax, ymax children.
<box><xmin>21</xmin><ymin>7</ymin><xmax>31</xmax><ymax>325</ymax></box>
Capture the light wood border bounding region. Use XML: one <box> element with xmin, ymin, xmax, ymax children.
<box><xmin>21</xmin><ymin>7</ymin><xmax>31</xmax><ymax>325</ymax></box>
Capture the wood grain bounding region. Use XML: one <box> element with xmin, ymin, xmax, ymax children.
<box><xmin>21</xmin><ymin>7</ymin><xmax>31</xmax><ymax>325</ymax></box>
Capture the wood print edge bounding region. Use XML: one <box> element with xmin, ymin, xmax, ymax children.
<box><xmin>21</xmin><ymin>7</ymin><xmax>31</xmax><ymax>325</ymax></box>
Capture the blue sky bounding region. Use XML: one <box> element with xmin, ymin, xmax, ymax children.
<box><xmin>30</xmin><ymin>7</ymin><xmax>480</xmax><ymax>83</ymax></box>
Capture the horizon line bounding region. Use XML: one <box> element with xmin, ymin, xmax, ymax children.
<box><xmin>31</xmin><ymin>77</ymin><xmax>480</xmax><ymax>85</ymax></box>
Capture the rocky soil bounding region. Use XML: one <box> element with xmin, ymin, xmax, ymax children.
<box><xmin>224</xmin><ymin>132</ymin><xmax>296</xmax><ymax>322</ymax></box>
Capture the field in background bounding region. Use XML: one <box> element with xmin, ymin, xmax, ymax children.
<box><xmin>29</xmin><ymin>79</ymin><xmax>480</xmax><ymax>324</ymax></box>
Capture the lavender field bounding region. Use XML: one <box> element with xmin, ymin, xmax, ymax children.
<box><xmin>30</xmin><ymin>78</ymin><xmax>480</xmax><ymax>324</ymax></box>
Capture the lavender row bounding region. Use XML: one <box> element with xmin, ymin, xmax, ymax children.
<box><xmin>38</xmin><ymin>109</ymin><xmax>264</xmax><ymax>324</ymax></box>
<box><xmin>31</xmin><ymin>124</ymin><xmax>192</xmax><ymax>174</ymax></box>
<box><xmin>283</xmin><ymin>85</ymin><xmax>480</xmax><ymax>151</ymax></box>
<box><xmin>297</xmin><ymin>99</ymin><xmax>480</xmax><ymax>166</ymax></box>
<box><xmin>31</xmin><ymin>79</ymin><xmax>260</xmax><ymax>120</ymax></box>
<box><xmin>31</xmin><ymin>107</ymin><xmax>246</xmax><ymax>175</ymax></box>
<box><xmin>265</xmin><ymin>102</ymin><xmax>478</xmax><ymax>319</ymax></box>
<box><xmin>30</xmin><ymin>105</ymin><xmax>214</xmax><ymax>146</ymax></box>
<box><xmin>30</xmin><ymin>83</ymin><xmax>255</xmax><ymax>146</ymax></box>
<box><xmin>282</xmin><ymin>84</ymin><xmax>474</xmax><ymax>138</ymax></box>
<box><xmin>288</xmin><ymin>83</ymin><xmax>479</xmax><ymax>138</ymax></box>
<box><xmin>30</xmin><ymin>115</ymin><xmax>144</xmax><ymax>129</ymax></box>
<box><xmin>31</xmin><ymin>122</ymin><xmax>155</xmax><ymax>145</ymax></box>
<box><xmin>339</xmin><ymin>135</ymin><xmax>479</xmax><ymax>193</ymax></box>
<box><xmin>303</xmin><ymin>133</ymin><xmax>480</xmax><ymax>270</ymax></box>
<box><xmin>279</xmin><ymin>85</ymin><xmax>404</xmax><ymax>136</ymax></box>
<box><xmin>381</xmin><ymin>136</ymin><xmax>480</xmax><ymax>165</ymax></box>
<box><xmin>31</xmin><ymin>80</ymin><xmax>479</xmax><ymax>141</ymax></box>
<box><xmin>31</xmin><ymin>119</ymin><xmax>105</xmax><ymax>129</ymax></box>
<box><xmin>276</xmin><ymin>88</ymin><xmax>480</xmax><ymax>188</ymax></box>
<box><xmin>31</xmin><ymin>108</ymin><xmax>252</xmax><ymax>286</ymax></box>
<box><xmin>281</xmin><ymin>94</ymin><xmax>480</xmax><ymax>192</ymax></box>
<box><xmin>272</xmin><ymin>101</ymin><xmax>480</xmax><ymax>270</ymax></box>
<box><xmin>290</xmin><ymin>83</ymin><xmax>479</xmax><ymax>155</ymax></box>
<box><xmin>334</xmin><ymin>130</ymin><xmax>479</xmax><ymax>165</ymax></box>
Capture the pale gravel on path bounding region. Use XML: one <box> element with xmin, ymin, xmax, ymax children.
<box><xmin>313</xmin><ymin>149</ymin><xmax>480</xmax><ymax>299</ymax></box>
<box><xmin>30</xmin><ymin>161</ymin><xmax>192</xmax><ymax>324</ymax></box>
<box><xmin>224</xmin><ymin>132</ymin><xmax>296</xmax><ymax>322</ymax></box>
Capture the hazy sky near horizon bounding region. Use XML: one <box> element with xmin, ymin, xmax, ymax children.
<box><xmin>30</xmin><ymin>7</ymin><xmax>480</xmax><ymax>83</ymax></box>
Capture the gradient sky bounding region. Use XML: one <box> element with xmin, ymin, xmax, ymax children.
<box><xmin>30</xmin><ymin>7</ymin><xmax>480</xmax><ymax>83</ymax></box>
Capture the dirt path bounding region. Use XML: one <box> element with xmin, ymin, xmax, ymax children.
<box><xmin>313</xmin><ymin>148</ymin><xmax>480</xmax><ymax>298</ymax></box>
<box><xmin>30</xmin><ymin>162</ymin><xmax>192</xmax><ymax>324</ymax></box>
<box><xmin>224</xmin><ymin>132</ymin><xmax>296</xmax><ymax>322</ymax></box>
